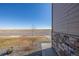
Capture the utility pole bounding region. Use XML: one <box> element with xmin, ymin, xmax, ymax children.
<box><xmin>32</xmin><ymin>24</ymin><xmax>35</xmax><ymax>36</ymax></box>
<box><xmin>32</xmin><ymin>24</ymin><xmax>33</xmax><ymax>36</ymax></box>
<box><xmin>31</xmin><ymin>24</ymin><xmax>36</xmax><ymax>47</ymax></box>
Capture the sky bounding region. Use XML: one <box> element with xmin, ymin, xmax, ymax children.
<box><xmin>0</xmin><ymin>3</ymin><xmax>51</xmax><ymax>29</ymax></box>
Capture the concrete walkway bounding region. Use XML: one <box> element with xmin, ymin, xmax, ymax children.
<box><xmin>27</xmin><ymin>47</ymin><xmax>57</xmax><ymax>56</ymax></box>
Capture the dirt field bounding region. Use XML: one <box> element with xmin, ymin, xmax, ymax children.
<box><xmin>0</xmin><ymin>35</ymin><xmax>50</xmax><ymax>55</ymax></box>
<box><xmin>0</xmin><ymin>29</ymin><xmax>51</xmax><ymax>55</ymax></box>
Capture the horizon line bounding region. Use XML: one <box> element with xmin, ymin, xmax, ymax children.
<box><xmin>0</xmin><ymin>28</ymin><xmax>51</xmax><ymax>30</ymax></box>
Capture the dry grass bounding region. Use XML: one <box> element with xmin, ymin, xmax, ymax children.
<box><xmin>0</xmin><ymin>36</ymin><xmax>49</xmax><ymax>51</ymax></box>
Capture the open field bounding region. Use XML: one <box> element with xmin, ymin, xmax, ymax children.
<box><xmin>0</xmin><ymin>36</ymin><xmax>51</xmax><ymax>55</ymax></box>
<box><xmin>0</xmin><ymin>29</ymin><xmax>51</xmax><ymax>36</ymax></box>
<box><xmin>0</xmin><ymin>36</ymin><xmax>50</xmax><ymax>48</ymax></box>
<box><xmin>0</xmin><ymin>29</ymin><xmax>51</xmax><ymax>55</ymax></box>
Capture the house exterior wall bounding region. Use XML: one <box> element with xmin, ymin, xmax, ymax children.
<box><xmin>53</xmin><ymin>4</ymin><xmax>79</xmax><ymax>56</ymax></box>
<box><xmin>53</xmin><ymin>4</ymin><xmax>79</xmax><ymax>35</ymax></box>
